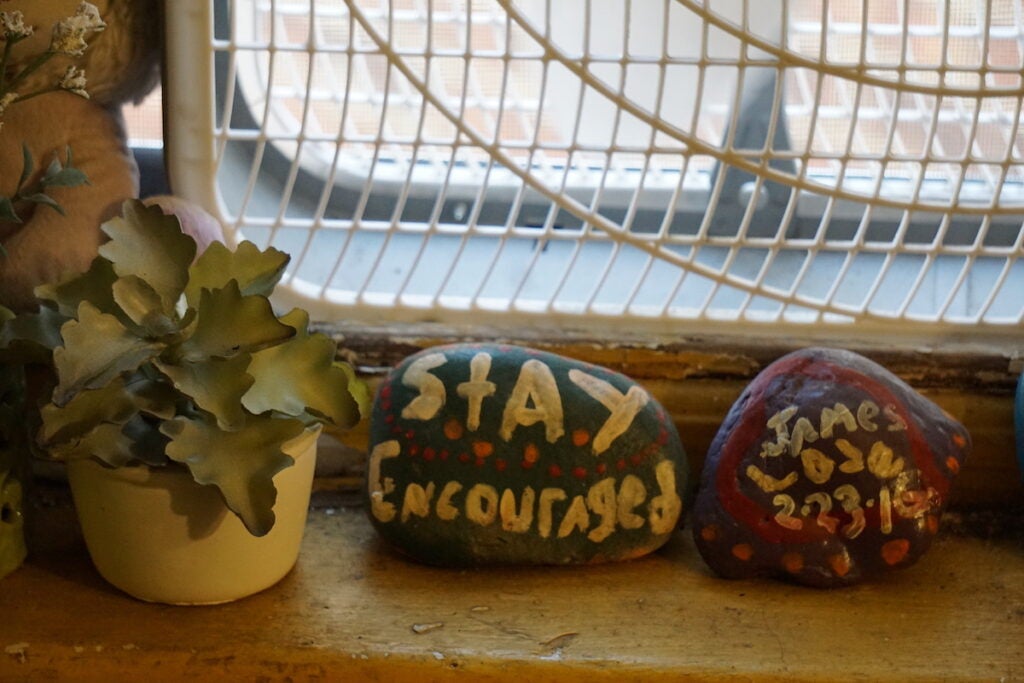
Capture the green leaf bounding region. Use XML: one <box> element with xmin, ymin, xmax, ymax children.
<box><xmin>112</xmin><ymin>275</ymin><xmax>179</xmax><ymax>337</ymax></box>
<box><xmin>48</xmin><ymin>422</ymin><xmax>137</xmax><ymax>466</ymax></box>
<box><xmin>17</xmin><ymin>144</ymin><xmax>33</xmax><ymax>190</ymax></box>
<box><xmin>44</xmin><ymin>155</ymin><xmax>63</xmax><ymax>180</ymax></box>
<box><xmin>52</xmin><ymin>302</ymin><xmax>162</xmax><ymax>406</ymax></box>
<box><xmin>177</xmin><ymin>280</ymin><xmax>294</xmax><ymax>361</ymax></box>
<box><xmin>0</xmin><ymin>305</ymin><xmax>67</xmax><ymax>362</ymax></box>
<box><xmin>242</xmin><ymin>309</ymin><xmax>361</xmax><ymax>429</ymax></box>
<box><xmin>98</xmin><ymin>200</ymin><xmax>196</xmax><ymax>314</ymax></box>
<box><xmin>41</xmin><ymin>166</ymin><xmax>89</xmax><ymax>188</ymax></box>
<box><xmin>161</xmin><ymin>414</ymin><xmax>306</xmax><ymax>536</ymax></box>
<box><xmin>155</xmin><ymin>354</ymin><xmax>254</xmax><ymax>430</ymax></box>
<box><xmin>124</xmin><ymin>374</ymin><xmax>178</xmax><ymax>420</ymax></box>
<box><xmin>0</xmin><ymin>197</ymin><xmax>21</xmax><ymax>223</ymax></box>
<box><xmin>35</xmin><ymin>258</ymin><xmax>119</xmax><ymax>317</ymax></box>
<box><xmin>122</xmin><ymin>415</ymin><xmax>170</xmax><ymax>466</ymax></box>
<box><xmin>185</xmin><ymin>241</ymin><xmax>290</xmax><ymax>308</ymax></box>
<box><xmin>38</xmin><ymin>377</ymin><xmax>136</xmax><ymax>447</ymax></box>
<box><xmin>21</xmin><ymin>192</ymin><xmax>65</xmax><ymax>215</ymax></box>
<box><xmin>336</xmin><ymin>361</ymin><xmax>371</xmax><ymax>419</ymax></box>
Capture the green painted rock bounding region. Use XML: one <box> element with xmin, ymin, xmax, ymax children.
<box><xmin>365</xmin><ymin>343</ymin><xmax>688</xmax><ymax>565</ymax></box>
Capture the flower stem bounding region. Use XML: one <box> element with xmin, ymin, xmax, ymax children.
<box><xmin>4</xmin><ymin>51</ymin><xmax>55</xmax><ymax>93</ymax></box>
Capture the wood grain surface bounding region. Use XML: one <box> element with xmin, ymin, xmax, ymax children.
<box><xmin>3</xmin><ymin>493</ymin><xmax>1023</xmax><ymax>682</ymax></box>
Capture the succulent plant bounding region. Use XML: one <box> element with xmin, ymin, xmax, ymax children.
<box><xmin>0</xmin><ymin>200</ymin><xmax>368</xmax><ymax>536</ymax></box>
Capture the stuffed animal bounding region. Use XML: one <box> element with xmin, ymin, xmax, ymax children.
<box><xmin>0</xmin><ymin>0</ymin><xmax>162</xmax><ymax>311</ymax></box>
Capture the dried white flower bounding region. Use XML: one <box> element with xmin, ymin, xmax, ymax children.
<box><xmin>0</xmin><ymin>92</ymin><xmax>18</xmax><ymax>116</ymax></box>
<box><xmin>0</xmin><ymin>92</ymin><xmax>18</xmax><ymax>130</ymax></box>
<box><xmin>49</xmin><ymin>2</ymin><xmax>106</xmax><ymax>56</ymax></box>
<box><xmin>59</xmin><ymin>66</ymin><xmax>89</xmax><ymax>98</ymax></box>
<box><xmin>0</xmin><ymin>10</ymin><xmax>34</xmax><ymax>40</ymax></box>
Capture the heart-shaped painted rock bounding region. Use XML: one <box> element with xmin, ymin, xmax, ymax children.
<box><xmin>692</xmin><ymin>347</ymin><xmax>970</xmax><ymax>587</ymax></box>
<box><xmin>366</xmin><ymin>343</ymin><xmax>687</xmax><ymax>566</ymax></box>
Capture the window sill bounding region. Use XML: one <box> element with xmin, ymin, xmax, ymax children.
<box><xmin>4</xmin><ymin>484</ymin><xmax>1023</xmax><ymax>681</ymax></box>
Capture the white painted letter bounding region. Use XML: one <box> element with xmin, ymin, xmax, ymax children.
<box><xmin>819</xmin><ymin>403</ymin><xmax>857</xmax><ymax>439</ymax></box>
<box><xmin>500</xmin><ymin>487</ymin><xmax>535</xmax><ymax>533</ymax></box>
<box><xmin>457</xmin><ymin>353</ymin><xmax>497</xmax><ymax>431</ymax></box>
<box><xmin>466</xmin><ymin>484</ymin><xmax>499</xmax><ymax>526</ymax></box>
<box><xmin>617</xmin><ymin>475</ymin><xmax>647</xmax><ymax>529</ymax></box>
<box><xmin>568</xmin><ymin>369</ymin><xmax>650</xmax><ymax>455</ymax></box>
<box><xmin>557</xmin><ymin>495</ymin><xmax>591</xmax><ymax>538</ymax></box>
<box><xmin>401</xmin><ymin>353</ymin><xmax>448</xmax><ymax>421</ymax></box>
<box><xmin>648</xmin><ymin>460</ymin><xmax>682</xmax><ymax>535</ymax></box>
<box><xmin>401</xmin><ymin>482</ymin><xmax>436</xmax><ymax>522</ymax></box>
<box><xmin>499</xmin><ymin>360</ymin><xmax>565</xmax><ymax>443</ymax></box>
<box><xmin>538</xmin><ymin>488</ymin><xmax>568</xmax><ymax>538</ymax></box>
<box><xmin>436</xmin><ymin>481</ymin><xmax>463</xmax><ymax>521</ymax></box>
<box><xmin>586</xmin><ymin>478</ymin><xmax>618</xmax><ymax>542</ymax></box>
<box><xmin>368</xmin><ymin>440</ymin><xmax>401</xmax><ymax>522</ymax></box>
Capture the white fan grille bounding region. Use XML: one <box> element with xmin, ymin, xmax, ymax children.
<box><xmin>165</xmin><ymin>0</ymin><xmax>1024</xmax><ymax>339</ymax></box>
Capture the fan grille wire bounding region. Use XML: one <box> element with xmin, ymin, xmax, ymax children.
<box><xmin>163</xmin><ymin>0</ymin><xmax>1024</xmax><ymax>338</ymax></box>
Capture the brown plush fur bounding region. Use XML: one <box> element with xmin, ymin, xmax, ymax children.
<box><xmin>0</xmin><ymin>93</ymin><xmax>138</xmax><ymax>310</ymax></box>
<box><xmin>0</xmin><ymin>0</ymin><xmax>161</xmax><ymax>311</ymax></box>
<box><xmin>3</xmin><ymin>0</ymin><xmax>161</xmax><ymax>107</ymax></box>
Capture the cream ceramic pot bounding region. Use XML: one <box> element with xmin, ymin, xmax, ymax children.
<box><xmin>67</xmin><ymin>428</ymin><xmax>319</xmax><ymax>605</ymax></box>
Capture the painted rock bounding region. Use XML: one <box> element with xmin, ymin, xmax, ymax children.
<box><xmin>366</xmin><ymin>343</ymin><xmax>687</xmax><ymax>566</ymax></box>
<box><xmin>693</xmin><ymin>347</ymin><xmax>970</xmax><ymax>588</ymax></box>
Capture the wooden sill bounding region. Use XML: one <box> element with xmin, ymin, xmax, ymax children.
<box><xmin>5</xmin><ymin>325</ymin><xmax>1022</xmax><ymax>680</ymax></box>
<box><xmin>4</xmin><ymin>485</ymin><xmax>1024</xmax><ymax>682</ymax></box>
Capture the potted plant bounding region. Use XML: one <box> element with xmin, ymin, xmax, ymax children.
<box><xmin>0</xmin><ymin>199</ymin><xmax>367</xmax><ymax>603</ymax></box>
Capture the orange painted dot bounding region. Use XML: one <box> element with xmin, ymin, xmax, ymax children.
<box><xmin>472</xmin><ymin>441</ymin><xmax>494</xmax><ymax>458</ymax></box>
<box><xmin>572</xmin><ymin>429</ymin><xmax>591</xmax><ymax>447</ymax></box>
<box><xmin>945</xmin><ymin>456</ymin><xmax>960</xmax><ymax>474</ymax></box>
<box><xmin>700</xmin><ymin>525</ymin><xmax>718</xmax><ymax>542</ymax></box>
<box><xmin>731</xmin><ymin>544</ymin><xmax>754</xmax><ymax>561</ymax></box>
<box><xmin>596</xmin><ymin>463</ymin><xmax>607</xmax><ymax>475</ymax></box>
<box><xmin>523</xmin><ymin>443</ymin><xmax>540</xmax><ymax>464</ymax></box>
<box><xmin>926</xmin><ymin>514</ymin><xmax>940</xmax><ymax>534</ymax></box>
<box><xmin>572</xmin><ymin>466</ymin><xmax>588</xmax><ymax>480</ymax></box>
<box><xmin>444</xmin><ymin>419</ymin><xmax>464</xmax><ymax>440</ymax></box>
<box><xmin>782</xmin><ymin>553</ymin><xmax>804</xmax><ymax>574</ymax></box>
<box><xmin>882</xmin><ymin>539</ymin><xmax>911</xmax><ymax>566</ymax></box>
<box><xmin>952</xmin><ymin>433</ymin><xmax>967</xmax><ymax>448</ymax></box>
<box><xmin>828</xmin><ymin>553</ymin><xmax>851</xmax><ymax>577</ymax></box>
